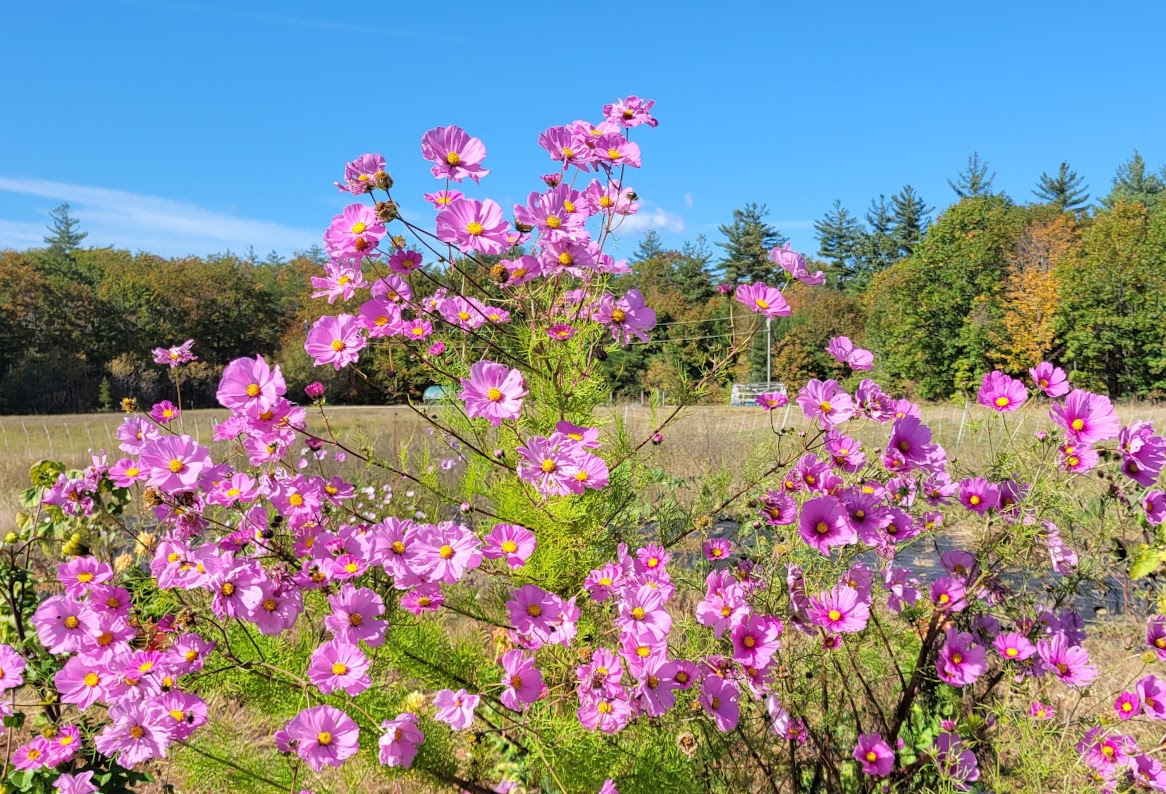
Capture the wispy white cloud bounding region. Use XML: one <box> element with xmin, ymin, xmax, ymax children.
<box><xmin>618</xmin><ymin>207</ymin><xmax>686</xmax><ymax>235</ymax></box>
<box><xmin>683</xmin><ymin>192</ymin><xmax>694</xmax><ymax>208</ymax></box>
<box><xmin>0</xmin><ymin>177</ymin><xmax>319</xmax><ymax>256</ymax></box>
<box><xmin>0</xmin><ymin>219</ymin><xmax>47</xmax><ymax>249</ymax></box>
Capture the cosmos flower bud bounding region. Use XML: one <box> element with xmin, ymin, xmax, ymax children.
<box><xmin>716</xmin><ymin>283</ymin><xmax>732</xmax><ymax>295</ymax></box>
<box><xmin>651</xmin><ymin>433</ymin><xmax>664</xmax><ymax>445</ymax></box>
<box><xmin>304</xmin><ymin>382</ymin><xmax>325</xmax><ymax>400</ymax></box>
<box><xmin>375</xmin><ymin>201</ymin><xmax>399</xmax><ymax>222</ymax></box>
<box><xmin>459</xmin><ymin>502</ymin><xmax>472</xmax><ymax>514</ymax></box>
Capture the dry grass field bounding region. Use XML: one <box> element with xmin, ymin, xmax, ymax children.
<box><xmin>5</xmin><ymin>401</ymin><xmax>1166</xmax><ymax>530</ymax></box>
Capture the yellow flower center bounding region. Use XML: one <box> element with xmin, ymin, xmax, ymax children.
<box><xmin>317</xmin><ymin>732</ymin><xmax>333</xmax><ymax>746</ymax></box>
<box><xmin>865</xmin><ymin>750</ymin><xmax>878</xmax><ymax>763</ymax></box>
<box><xmin>169</xmin><ymin>709</ymin><xmax>186</xmax><ymax>721</ymax></box>
<box><xmin>720</xmin><ymin>606</ymin><xmax>732</xmax><ymax>617</ymax></box>
<box><xmin>600</xmin><ymin>196</ymin><xmax>613</xmax><ymax>207</ymax></box>
<box><xmin>546</xmin><ymin>216</ymin><xmax>562</xmax><ymax>229</ymax></box>
<box><xmin>351</xmin><ymin>221</ymin><xmax>367</xmax><ymax>235</ymax></box>
<box><xmin>246</xmin><ymin>383</ymin><xmax>261</xmax><ymax>398</ymax></box>
<box><xmin>262</xmin><ymin>598</ymin><xmax>277</xmax><ymax>612</ymax></box>
<box><xmin>815</xmin><ymin>521</ymin><xmax>829</xmax><ymax>535</ymax></box>
<box><xmin>994</xmin><ymin>396</ymin><xmax>1011</xmax><ymax>408</ymax></box>
<box><xmin>344</xmin><ymin>562</ymin><xmax>359</xmax><ymax>573</ymax></box>
<box><xmin>331</xmin><ymin>662</ymin><xmax>349</xmax><ymax>676</ymax></box>
<box><xmin>168</xmin><ymin>459</ymin><xmax>185</xmax><ymax>473</ymax></box>
<box><xmin>558</xmin><ymin>252</ymin><xmax>573</xmax><ymax>266</ymax></box>
<box><xmin>77</xmin><ymin>572</ymin><xmax>94</xmax><ymax>583</ymax></box>
<box><xmin>527</xmin><ymin>604</ymin><xmax>543</xmax><ymax>617</ymax></box>
<box><xmin>541</xmin><ymin>459</ymin><xmax>557</xmax><ymax>473</ymax></box>
<box><xmin>220</xmin><ymin>583</ymin><xmax>235</xmax><ymax>597</ymax></box>
<box><xmin>743</xmin><ymin>635</ymin><xmax>756</xmax><ymax>648</ymax></box>
<box><xmin>819</xmin><ymin>401</ymin><xmax>832</xmax><ymax>412</ymax></box>
<box><xmin>1071</xmin><ymin>418</ymin><xmax>1085</xmax><ymax>431</ymax></box>
<box><xmin>289</xmin><ymin>494</ymin><xmax>304</xmax><ymax>507</ymax></box>
<box><xmin>501</xmin><ymin>540</ymin><xmax>518</xmax><ymax>553</ymax></box>
<box><xmin>611</xmin><ymin>309</ymin><xmax>627</xmax><ymax>323</ymax></box>
<box><xmin>129</xmin><ymin>726</ymin><xmax>145</xmax><ymax>740</ymax></box>
<box><xmin>64</xmin><ymin>615</ymin><xmax>80</xmax><ymax>630</ymax></box>
<box><xmin>828</xmin><ymin>609</ymin><xmax>841</xmax><ymax>621</ymax></box>
<box><xmin>486</xmin><ymin>387</ymin><xmax>503</xmax><ymax>402</ymax></box>
<box><xmin>83</xmin><ymin>672</ymin><xmax>99</xmax><ymax>687</ymax></box>
<box><xmin>439</xmin><ymin>545</ymin><xmax>454</xmax><ymax>559</ymax></box>
<box><xmin>969</xmin><ymin>495</ymin><xmax>981</xmax><ymax>505</ymax></box>
<box><xmin>607</xmin><ymin>148</ymin><xmax>622</xmax><ymax>160</ymax></box>
<box><xmin>631</xmin><ymin>607</ymin><xmax>646</xmax><ymax>620</ymax></box>
<box><xmin>125</xmin><ymin>467</ymin><xmax>140</xmax><ymax>477</ymax></box>
<box><xmin>349</xmin><ymin>613</ymin><xmax>364</xmax><ymax>626</ymax></box>
<box><xmin>466</xmin><ymin>221</ymin><xmax>484</xmax><ymax>236</ymax></box>
<box><xmin>391</xmin><ymin>541</ymin><xmax>406</xmax><ymax>554</ymax></box>
<box><xmin>330</xmin><ymin>339</ymin><xmax>346</xmax><ymax>352</ymax></box>
<box><xmin>446</xmin><ymin>152</ymin><xmax>461</xmax><ymax>166</ymax></box>
<box><xmin>951</xmin><ymin>652</ymin><xmax>963</xmax><ymax>664</ymax></box>
<box><xmin>597</xmin><ymin>701</ymin><xmax>613</xmax><ymax>714</ymax></box>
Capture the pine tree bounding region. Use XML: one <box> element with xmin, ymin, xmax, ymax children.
<box><xmin>891</xmin><ymin>185</ymin><xmax>932</xmax><ymax>257</ymax></box>
<box><xmin>948</xmin><ymin>152</ymin><xmax>997</xmax><ymax>198</ymax></box>
<box><xmin>813</xmin><ymin>200</ymin><xmax>863</xmax><ymax>285</ymax></box>
<box><xmin>1033</xmin><ymin>162</ymin><xmax>1090</xmax><ymax>211</ymax></box>
<box><xmin>633</xmin><ymin>230</ymin><xmax>664</xmax><ymax>262</ymax></box>
<box><xmin>1102</xmin><ymin>150</ymin><xmax>1165</xmax><ymax>209</ymax></box>
<box><xmin>716</xmin><ymin>203</ymin><xmax>786</xmax><ymax>283</ymax></box>
<box><xmin>854</xmin><ymin>195</ymin><xmax>900</xmax><ymax>287</ymax></box>
<box><xmin>43</xmin><ymin>203</ymin><xmax>88</xmax><ymax>254</ymax></box>
<box><xmin>672</xmin><ymin>235</ymin><xmax>715</xmax><ymax>302</ymax></box>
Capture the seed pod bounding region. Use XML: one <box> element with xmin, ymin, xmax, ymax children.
<box><xmin>375</xmin><ymin>201</ymin><xmax>399</xmax><ymax>222</ymax></box>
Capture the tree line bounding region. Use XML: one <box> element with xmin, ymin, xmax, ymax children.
<box><xmin>2</xmin><ymin>149</ymin><xmax>1164</xmax><ymax>413</ymax></box>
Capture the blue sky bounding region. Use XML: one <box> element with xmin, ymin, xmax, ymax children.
<box><xmin>2</xmin><ymin>1</ymin><xmax>1163</xmax><ymax>262</ymax></box>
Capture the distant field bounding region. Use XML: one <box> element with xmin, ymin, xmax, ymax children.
<box><xmin>3</xmin><ymin>401</ymin><xmax>1165</xmax><ymax>529</ymax></box>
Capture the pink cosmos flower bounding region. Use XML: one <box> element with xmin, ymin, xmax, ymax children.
<box><xmin>730</xmin><ymin>614</ymin><xmax>782</xmax><ymax>669</ymax></box>
<box><xmin>930</xmin><ymin>576</ymin><xmax>967</xmax><ymax>612</ymax></box>
<box><xmin>735</xmin><ymin>282</ymin><xmax>790</xmax><ymax>319</ymax></box>
<box><xmin>325</xmin><ymin>585</ymin><xmax>387</xmax><ymax>647</ymax></box>
<box><xmin>756</xmin><ymin>392</ymin><xmax>788</xmax><ymax>410</ymax></box>
<box><xmin>152</xmin><ymin>339</ymin><xmax>197</xmax><ymax>368</ymax></box>
<box><xmin>958</xmin><ymin>477</ymin><xmax>999</xmax><ymax>514</ymax></box>
<box><xmin>93</xmin><ymin>703</ymin><xmax>170</xmax><ymax>767</ymax></box>
<box><xmin>378</xmin><ymin>713</ymin><xmax>424</xmax><ymax>768</ymax></box>
<box><xmin>539</xmin><ymin>125</ymin><xmax>592</xmax><ymax>169</ymax></box>
<box><xmin>993</xmin><ymin>632</ymin><xmax>1036</xmax><ymax>661</ymax></box>
<box><xmin>935</xmin><ymin>732</ymin><xmax>980</xmax><ymax>789</ymax></box>
<box><xmin>324</xmin><ymin>203</ymin><xmax>385</xmax><ymax>260</ymax></box>
<box><xmin>593</xmin><ymin>290</ymin><xmax>657</xmax><ymax>344</ymax></box>
<box><xmin>615</xmin><ymin>585</ymin><xmax>672</xmax><ymax>642</ymax></box>
<box><xmin>55</xmin><ymin>655</ymin><xmax>111</xmax><ymax>709</ymax></box>
<box><xmin>1037</xmin><ymin>634</ymin><xmax>1097</xmax><ymax>686</ymax></box>
<box><xmin>0</xmin><ymin>645</ymin><xmax>25</xmax><ymax>692</ymax></box>
<box><xmin>433</xmin><ymin>688</ymin><xmax>479</xmax><ymax>730</ymax></box>
<box><xmin>703</xmin><ymin>538</ymin><xmax>732</xmax><ymax>561</ymax></box>
<box><xmin>411</xmin><ymin>522</ymin><xmax>481</xmax><ymax>584</ymax></box>
<box><xmin>577</xmin><ymin>691</ymin><xmax>631</xmax><ymax>733</ymax></box>
<box><xmin>216</xmin><ymin>355</ymin><xmax>286</xmax><ymax>417</ymax></box>
<box><xmin>797</xmin><ymin>379</ymin><xmax>855</xmax><ymax>428</ymax></box>
<box><xmin>483</xmin><ymin>523</ymin><xmax>536</xmax><ymax>568</ymax></box>
<box><xmin>139</xmin><ymin>434</ymin><xmax>212</xmax><ymax>494</ymax></box>
<box><xmin>436</xmin><ymin>197</ymin><xmax>511</xmax><ymax>255</ymax></box>
<box><xmin>334</xmin><ymin>152</ymin><xmax>386</xmax><ymax>194</ymax></box>
<box><xmin>1115</xmin><ymin>691</ymin><xmax>1142</xmax><ymax>720</ymax></box>
<box><xmin>308</xmin><ymin>639</ymin><xmax>370</xmax><ymax>696</ymax></box>
<box><xmin>1138</xmin><ymin>675</ymin><xmax>1166</xmax><ymax>720</ymax></box>
<box><xmin>284</xmin><ymin>705</ymin><xmax>359</xmax><ymax>772</ymax></box>
<box><xmin>423</xmin><ymin>189</ymin><xmax>464</xmax><ymax>210</ymax></box>
<box><xmin>421</xmin><ymin>126</ymin><xmax>490</xmax><ymax>182</ymax></box>
<box><xmin>459</xmin><ymin>360</ymin><xmax>527</xmax><ymax>426</ymax></box>
<box><xmin>1146</xmin><ymin>491</ymin><xmax>1166</xmax><ymax>527</ymax></box>
<box><xmin>593</xmin><ymin>133</ymin><xmax>642</xmax><ymax>168</ymax></box>
<box><xmin>52</xmin><ymin>771</ymin><xmax>98</xmax><ymax>794</ymax></box>
<box><xmin>516</xmin><ymin>435</ymin><xmax>582</xmax><ymax>498</ymax></box>
<box><xmin>936</xmin><ymin>630</ymin><xmax>986</xmax><ymax>686</ymax></box>
<box><xmin>58</xmin><ymin>557</ymin><xmax>113</xmax><ymax>597</ymax></box>
<box><xmin>1029</xmin><ymin>362</ymin><xmax>1069</xmax><ymax>397</ymax></box>
<box><xmin>808</xmin><ymin>585</ymin><xmax>869</xmax><ymax>634</ymax></box>
<box><xmin>514</xmin><ymin>184</ymin><xmax>586</xmax><ymax>241</ymax></box>
<box><xmin>604</xmin><ymin>95</ymin><xmax>658</xmax><ymax>128</ymax></box>
<box><xmin>33</xmin><ymin>596</ymin><xmax>99</xmax><ymax>653</ymax></box>
<box><xmin>797</xmin><ymin>495</ymin><xmax>855</xmax><ymax>554</ymax></box>
<box><xmin>853</xmin><ymin>733</ymin><xmax>894</xmax><ymax>776</ymax></box>
<box><xmin>1050</xmin><ymin>389</ymin><xmax>1120</xmax><ymax>444</ymax></box>
<box><xmin>305</xmin><ymin>314</ymin><xmax>366</xmax><ymax>371</ymax></box>
<box><xmin>1028</xmin><ymin>701</ymin><xmax>1054</xmax><ymax>720</ymax></box>
<box><xmin>700</xmin><ymin>675</ymin><xmax>740</xmax><ymax>732</ymax></box>
<box><xmin>507</xmin><ymin>585</ymin><xmax>558</xmax><ymax>638</ymax></box>
<box><xmin>825</xmin><ymin>336</ymin><xmax>874</xmax><ymax>370</ymax></box>
<box><xmin>310</xmin><ymin>260</ymin><xmax>367</xmax><ymax>303</ymax></box>
<box><xmin>500</xmin><ymin>649</ymin><xmax>544</xmax><ymax>711</ymax></box>
<box><xmin>771</xmin><ymin>243</ymin><xmax>824</xmax><ymax>285</ymax></box>
<box><xmin>977</xmin><ymin>371</ymin><xmax>1028</xmax><ymax>412</ymax></box>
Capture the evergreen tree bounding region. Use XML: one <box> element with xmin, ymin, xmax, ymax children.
<box><xmin>43</xmin><ymin>203</ymin><xmax>88</xmax><ymax>254</ymax></box>
<box><xmin>633</xmin><ymin>230</ymin><xmax>664</xmax><ymax>262</ymax></box>
<box><xmin>853</xmin><ymin>195</ymin><xmax>900</xmax><ymax>288</ymax></box>
<box><xmin>1033</xmin><ymin>162</ymin><xmax>1090</xmax><ymax>211</ymax></box>
<box><xmin>891</xmin><ymin>185</ymin><xmax>932</xmax><ymax>257</ymax></box>
<box><xmin>716</xmin><ymin>203</ymin><xmax>786</xmax><ymax>283</ymax></box>
<box><xmin>1102</xmin><ymin>150</ymin><xmax>1165</xmax><ymax>209</ymax></box>
<box><xmin>813</xmin><ymin>199</ymin><xmax>864</xmax><ymax>285</ymax></box>
<box><xmin>672</xmin><ymin>235</ymin><xmax>715</xmax><ymax>302</ymax></box>
<box><xmin>948</xmin><ymin>152</ymin><xmax>997</xmax><ymax>198</ymax></box>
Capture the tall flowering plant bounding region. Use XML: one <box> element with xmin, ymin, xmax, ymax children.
<box><xmin>6</xmin><ymin>97</ymin><xmax>1166</xmax><ymax>794</ymax></box>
